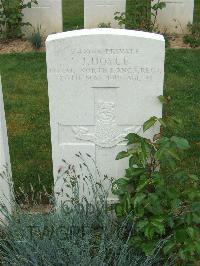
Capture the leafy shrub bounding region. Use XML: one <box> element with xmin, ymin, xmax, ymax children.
<box><xmin>112</xmin><ymin>101</ymin><xmax>200</xmax><ymax>265</ymax></box>
<box><xmin>0</xmin><ymin>0</ymin><xmax>37</xmax><ymax>40</ymax></box>
<box><xmin>183</xmin><ymin>23</ymin><xmax>200</xmax><ymax>48</ymax></box>
<box><xmin>114</xmin><ymin>0</ymin><xmax>166</xmax><ymax>32</ymax></box>
<box><xmin>29</xmin><ymin>26</ymin><xmax>43</xmax><ymax>49</ymax></box>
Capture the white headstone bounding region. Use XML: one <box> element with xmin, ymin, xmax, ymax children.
<box><xmin>46</xmin><ymin>29</ymin><xmax>165</xmax><ymax>204</ymax></box>
<box><xmin>0</xmin><ymin>76</ymin><xmax>13</xmax><ymax>223</ymax></box>
<box><xmin>22</xmin><ymin>0</ymin><xmax>63</xmax><ymax>37</ymax></box>
<box><xmin>84</xmin><ymin>0</ymin><xmax>126</xmax><ymax>28</ymax></box>
<box><xmin>152</xmin><ymin>0</ymin><xmax>194</xmax><ymax>34</ymax></box>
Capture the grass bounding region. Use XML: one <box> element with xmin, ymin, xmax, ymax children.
<box><xmin>194</xmin><ymin>0</ymin><xmax>200</xmax><ymax>24</ymax></box>
<box><xmin>62</xmin><ymin>0</ymin><xmax>84</xmax><ymax>31</ymax></box>
<box><xmin>0</xmin><ymin>1</ymin><xmax>199</xmax><ymax>199</ymax></box>
<box><xmin>0</xmin><ymin>53</ymin><xmax>52</xmax><ymax>200</ymax></box>
<box><xmin>164</xmin><ymin>49</ymin><xmax>200</xmax><ymax>173</ymax></box>
<box><xmin>0</xmin><ymin>49</ymin><xmax>200</xmax><ymax>199</ymax></box>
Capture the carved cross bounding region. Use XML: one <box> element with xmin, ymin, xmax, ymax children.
<box><xmin>72</xmin><ymin>98</ymin><xmax>141</xmax><ymax>148</ymax></box>
<box><xmin>59</xmin><ymin>87</ymin><xmax>142</xmax><ymax>178</ymax></box>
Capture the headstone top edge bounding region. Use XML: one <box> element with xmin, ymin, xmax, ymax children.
<box><xmin>46</xmin><ymin>28</ymin><xmax>165</xmax><ymax>43</ymax></box>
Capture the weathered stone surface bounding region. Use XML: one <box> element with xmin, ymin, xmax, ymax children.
<box><xmin>152</xmin><ymin>0</ymin><xmax>194</xmax><ymax>34</ymax></box>
<box><xmin>22</xmin><ymin>0</ymin><xmax>63</xmax><ymax>37</ymax></box>
<box><xmin>0</xmin><ymin>76</ymin><xmax>13</xmax><ymax>223</ymax></box>
<box><xmin>46</xmin><ymin>29</ymin><xmax>165</xmax><ymax>204</ymax></box>
<box><xmin>84</xmin><ymin>0</ymin><xmax>126</xmax><ymax>28</ymax></box>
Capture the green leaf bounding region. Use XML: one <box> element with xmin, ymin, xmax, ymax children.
<box><xmin>136</xmin><ymin>207</ymin><xmax>145</xmax><ymax>218</ymax></box>
<box><xmin>141</xmin><ymin>241</ymin><xmax>156</xmax><ymax>255</ymax></box>
<box><xmin>112</xmin><ymin>178</ymin><xmax>128</xmax><ymax>195</ymax></box>
<box><xmin>167</xmin><ymin>149</ymin><xmax>181</xmax><ymax>161</ymax></box>
<box><xmin>157</xmin><ymin>95</ymin><xmax>168</xmax><ymax>104</ymax></box>
<box><xmin>158</xmin><ymin>118</ymin><xmax>166</xmax><ymax>128</ymax></box>
<box><xmin>151</xmin><ymin>218</ymin><xmax>165</xmax><ymax>235</ymax></box>
<box><xmin>171</xmin><ymin>136</ymin><xmax>190</xmax><ymax>150</ymax></box>
<box><xmin>166</xmin><ymin>187</ymin><xmax>179</xmax><ymax>199</ymax></box>
<box><xmin>158</xmin><ymin>95</ymin><xmax>172</xmax><ymax>104</ymax></box>
<box><xmin>144</xmin><ymin>224</ymin><xmax>155</xmax><ymax>239</ymax></box>
<box><xmin>156</xmin><ymin>136</ymin><xmax>169</xmax><ymax>145</ymax></box>
<box><xmin>163</xmin><ymin>240</ymin><xmax>176</xmax><ymax>254</ymax></box>
<box><xmin>195</xmin><ymin>241</ymin><xmax>200</xmax><ymax>254</ymax></box>
<box><xmin>115</xmin><ymin>204</ymin><xmax>125</xmax><ymax>217</ymax></box>
<box><xmin>136</xmin><ymin>220</ymin><xmax>148</xmax><ymax>232</ymax></box>
<box><xmin>125</xmin><ymin>168</ymin><xmax>133</xmax><ymax>178</ymax></box>
<box><xmin>167</xmin><ymin>157</ymin><xmax>177</xmax><ymax>170</ymax></box>
<box><xmin>191</xmin><ymin>202</ymin><xmax>200</xmax><ymax>211</ymax></box>
<box><xmin>129</xmin><ymin>236</ymin><xmax>142</xmax><ymax>248</ymax></box>
<box><xmin>192</xmin><ymin>213</ymin><xmax>200</xmax><ymax>224</ymax></box>
<box><xmin>167</xmin><ymin>217</ymin><xmax>174</xmax><ymax>228</ymax></box>
<box><xmin>125</xmin><ymin>133</ymin><xmax>141</xmax><ymax>145</ymax></box>
<box><xmin>178</xmin><ymin>249</ymin><xmax>186</xmax><ymax>260</ymax></box>
<box><xmin>189</xmin><ymin>174</ymin><xmax>199</xmax><ymax>181</ymax></box>
<box><xmin>152</xmin><ymin>2</ymin><xmax>166</xmax><ymax>11</ymax></box>
<box><xmin>134</xmin><ymin>193</ymin><xmax>146</xmax><ymax>208</ymax></box>
<box><xmin>127</xmin><ymin>148</ymin><xmax>138</xmax><ymax>156</ymax></box>
<box><xmin>187</xmin><ymin>227</ymin><xmax>195</xmax><ymax>239</ymax></box>
<box><xmin>140</xmin><ymin>139</ymin><xmax>150</xmax><ymax>160</ymax></box>
<box><xmin>175</xmin><ymin>229</ymin><xmax>188</xmax><ymax>242</ymax></box>
<box><xmin>136</xmin><ymin>179</ymin><xmax>149</xmax><ymax>192</ymax></box>
<box><xmin>170</xmin><ymin>116</ymin><xmax>182</xmax><ymax>125</ymax></box>
<box><xmin>125</xmin><ymin>193</ymin><xmax>132</xmax><ymax>211</ymax></box>
<box><xmin>143</xmin><ymin>116</ymin><xmax>157</xmax><ymax>132</ymax></box>
<box><xmin>129</xmin><ymin>155</ymin><xmax>137</xmax><ymax>167</ymax></box>
<box><xmin>155</xmin><ymin>147</ymin><xmax>167</xmax><ymax>160</ymax></box>
<box><xmin>116</xmin><ymin>151</ymin><xmax>129</xmax><ymax>160</ymax></box>
<box><xmin>125</xmin><ymin>168</ymin><xmax>146</xmax><ymax>179</ymax></box>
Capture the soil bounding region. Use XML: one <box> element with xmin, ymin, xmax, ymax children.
<box><xmin>168</xmin><ymin>35</ymin><xmax>191</xmax><ymax>49</ymax></box>
<box><xmin>20</xmin><ymin>204</ymin><xmax>52</xmax><ymax>214</ymax></box>
<box><xmin>0</xmin><ymin>39</ymin><xmax>45</xmax><ymax>54</ymax></box>
<box><xmin>0</xmin><ymin>35</ymin><xmax>198</xmax><ymax>54</ymax></box>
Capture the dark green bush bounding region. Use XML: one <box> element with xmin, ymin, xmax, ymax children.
<box><xmin>112</xmin><ymin>108</ymin><xmax>200</xmax><ymax>265</ymax></box>
<box><xmin>114</xmin><ymin>0</ymin><xmax>166</xmax><ymax>32</ymax></box>
<box><xmin>183</xmin><ymin>23</ymin><xmax>200</xmax><ymax>48</ymax></box>
<box><xmin>0</xmin><ymin>0</ymin><xmax>37</xmax><ymax>40</ymax></box>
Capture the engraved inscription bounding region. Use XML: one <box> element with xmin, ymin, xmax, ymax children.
<box><xmin>70</xmin><ymin>48</ymin><xmax>139</xmax><ymax>55</ymax></box>
<box><xmin>48</xmin><ymin>47</ymin><xmax>161</xmax><ymax>82</ymax></box>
